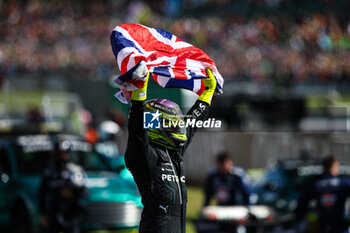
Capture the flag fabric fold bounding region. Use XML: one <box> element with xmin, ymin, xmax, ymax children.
<box><xmin>110</xmin><ymin>24</ymin><xmax>224</xmax><ymax>103</ymax></box>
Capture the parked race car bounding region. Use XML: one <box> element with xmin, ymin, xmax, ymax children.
<box><xmin>0</xmin><ymin>126</ymin><xmax>142</xmax><ymax>233</ymax></box>
<box><xmin>194</xmin><ymin>157</ymin><xmax>350</xmax><ymax>233</ymax></box>
<box><xmin>254</xmin><ymin>157</ymin><xmax>350</xmax><ymax>212</ymax></box>
<box><xmin>249</xmin><ymin>157</ymin><xmax>350</xmax><ymax>232</ymax></box>
<box><xmin>252</xmin><ymin>158</ymin><xmax>323</xmax><ymax>214</ymax></box>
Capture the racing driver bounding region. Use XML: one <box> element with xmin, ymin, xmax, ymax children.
<box><xmin>125</xmin><ymin>68</ymin><xmax>217</xmax><ymax>233</ymax></box>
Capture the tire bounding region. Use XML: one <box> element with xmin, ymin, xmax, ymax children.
<box><xmin>11</xmin><ymin>201</ymin><xmax>33</xmax><ymax>233</ymax></box>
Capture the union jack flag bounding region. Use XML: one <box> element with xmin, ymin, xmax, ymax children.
<box><xmin>110</xmin><ymin>24</ymin><xmax>224</xmax><ymax>103</ymax></box>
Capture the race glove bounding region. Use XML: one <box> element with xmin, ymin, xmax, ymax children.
<box><xmin>198</xmin><ymin>68</ymin><xmax>217</xmax><ymax>105</ymax></box>
<box><xmin>131</xmin><ymin>72</ymin><xmax>150</xmax><ymax>101</ymax></box>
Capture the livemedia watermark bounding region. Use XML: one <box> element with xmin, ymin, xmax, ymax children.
<box><xmin>143</xmin><ymin>110</ymin><xmax>222</xmax><ymax>129</ymax></box>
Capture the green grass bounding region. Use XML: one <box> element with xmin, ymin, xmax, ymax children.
<box><xmin>306</xmin><ymin>94</ymin><xmax>350</xmax><ymax>108</ymax></box>
<box><xmin>186</xmin><ymin>186</ymin><xmax>204</xmax><ymax>233</ymax></box>
<box><xmin>0</xmin><ymin>90</ymin><xmax>44</xmax><ymax>112</ymax></box>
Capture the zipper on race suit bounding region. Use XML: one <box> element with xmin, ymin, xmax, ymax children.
<box><xmin>165</xmin><ymin>149</ymin><xmax>182</xmax><ymax>205</ymax></box>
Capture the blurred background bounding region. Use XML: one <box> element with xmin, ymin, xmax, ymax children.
<box><xmin>1</xmin><ymin>0</ymin><xmax>350</xmax><ymax>233</ymax></box>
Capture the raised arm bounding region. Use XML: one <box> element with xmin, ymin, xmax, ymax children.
<box><xmin>124</xmin><ymin>73</ymin><xmax>149</xmax><ymax>169</ymax></box>
<box><xmin>184</xmin><ymin>68</ymin><xmax>217</xmax><ymax>148</ymax></box>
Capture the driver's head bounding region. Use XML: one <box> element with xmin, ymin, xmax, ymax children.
<box><xmin>144</xmin><ymin>99</ymin><xmax>187</xmax><ymax>150</ymax></box>
<box><xmin>323</xmin><ymin>155</ymin><xmax>340</xmax><ymax>176</ymax></box>
<box><xmin>216</xmin><ymin>152</ymin><xmax>233</xmax><ymax>174</ymax></box>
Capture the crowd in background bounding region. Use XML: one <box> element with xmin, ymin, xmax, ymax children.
<box><xmin>1</xmin><ymin>0</ymin><xmax>350</xmax><ymax>85</ymax></box>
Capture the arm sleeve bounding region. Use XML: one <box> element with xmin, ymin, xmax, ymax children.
<box><xmin>184</xmin><ymin>100</ymin><xmax>210</xmax><ymax>150</ymax></box>
<box><xmin>124</xmin><ymin>101</ymin><xmax>148</xmax><ymax>170</ymax></box>
<box><xmin>204</xmin><ymin>174</ymin><xmax>213</xmax><ymax>206</ymax></box>
<box><xmin>239</xmin><ymin>177</ymin><xmax>252</xmax><ymax>205</ymax></box>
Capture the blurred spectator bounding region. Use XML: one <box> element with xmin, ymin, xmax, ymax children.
<box><xmin>26</xmin><ymin>105</ymin><xmax>44</xmax><ymax>123</ymax></box>
<box><xmin>63</xmin><ymin>103</ymin><xmax>87</xmax><ymax>135</ymax></box>
<box><xmin>295</xmin><ymin>155</ymin><xmax>350</xmax><ymax>233</ymax></box>
<box><xmin>0</xmin><ymin>0</ymin><xmax>350</xmax><ymax>88</ymax></box>
<box><xmin>203</xmin><ymin>152</ymin><xmax>251</xmax><ymax>206</ymax></box>
<box><xmin>38</xmin><ymin>139</ymin><xmax>88</xmax><ymax>233</ymax></box>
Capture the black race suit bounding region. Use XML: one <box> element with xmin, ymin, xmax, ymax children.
<box><xmin>295</xmin><ymin>174</ymin><xmax>350</xmax><ymax>233</ymax></box>
<box><xmin>204</xmin><ymin>167</ymin><xmax>251</xmax><ymax>206</ymax></box>
<box><xmin>125</xmin><ymin>100</ymin><xmax>209</xmax><ymax>233</ymax></box>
